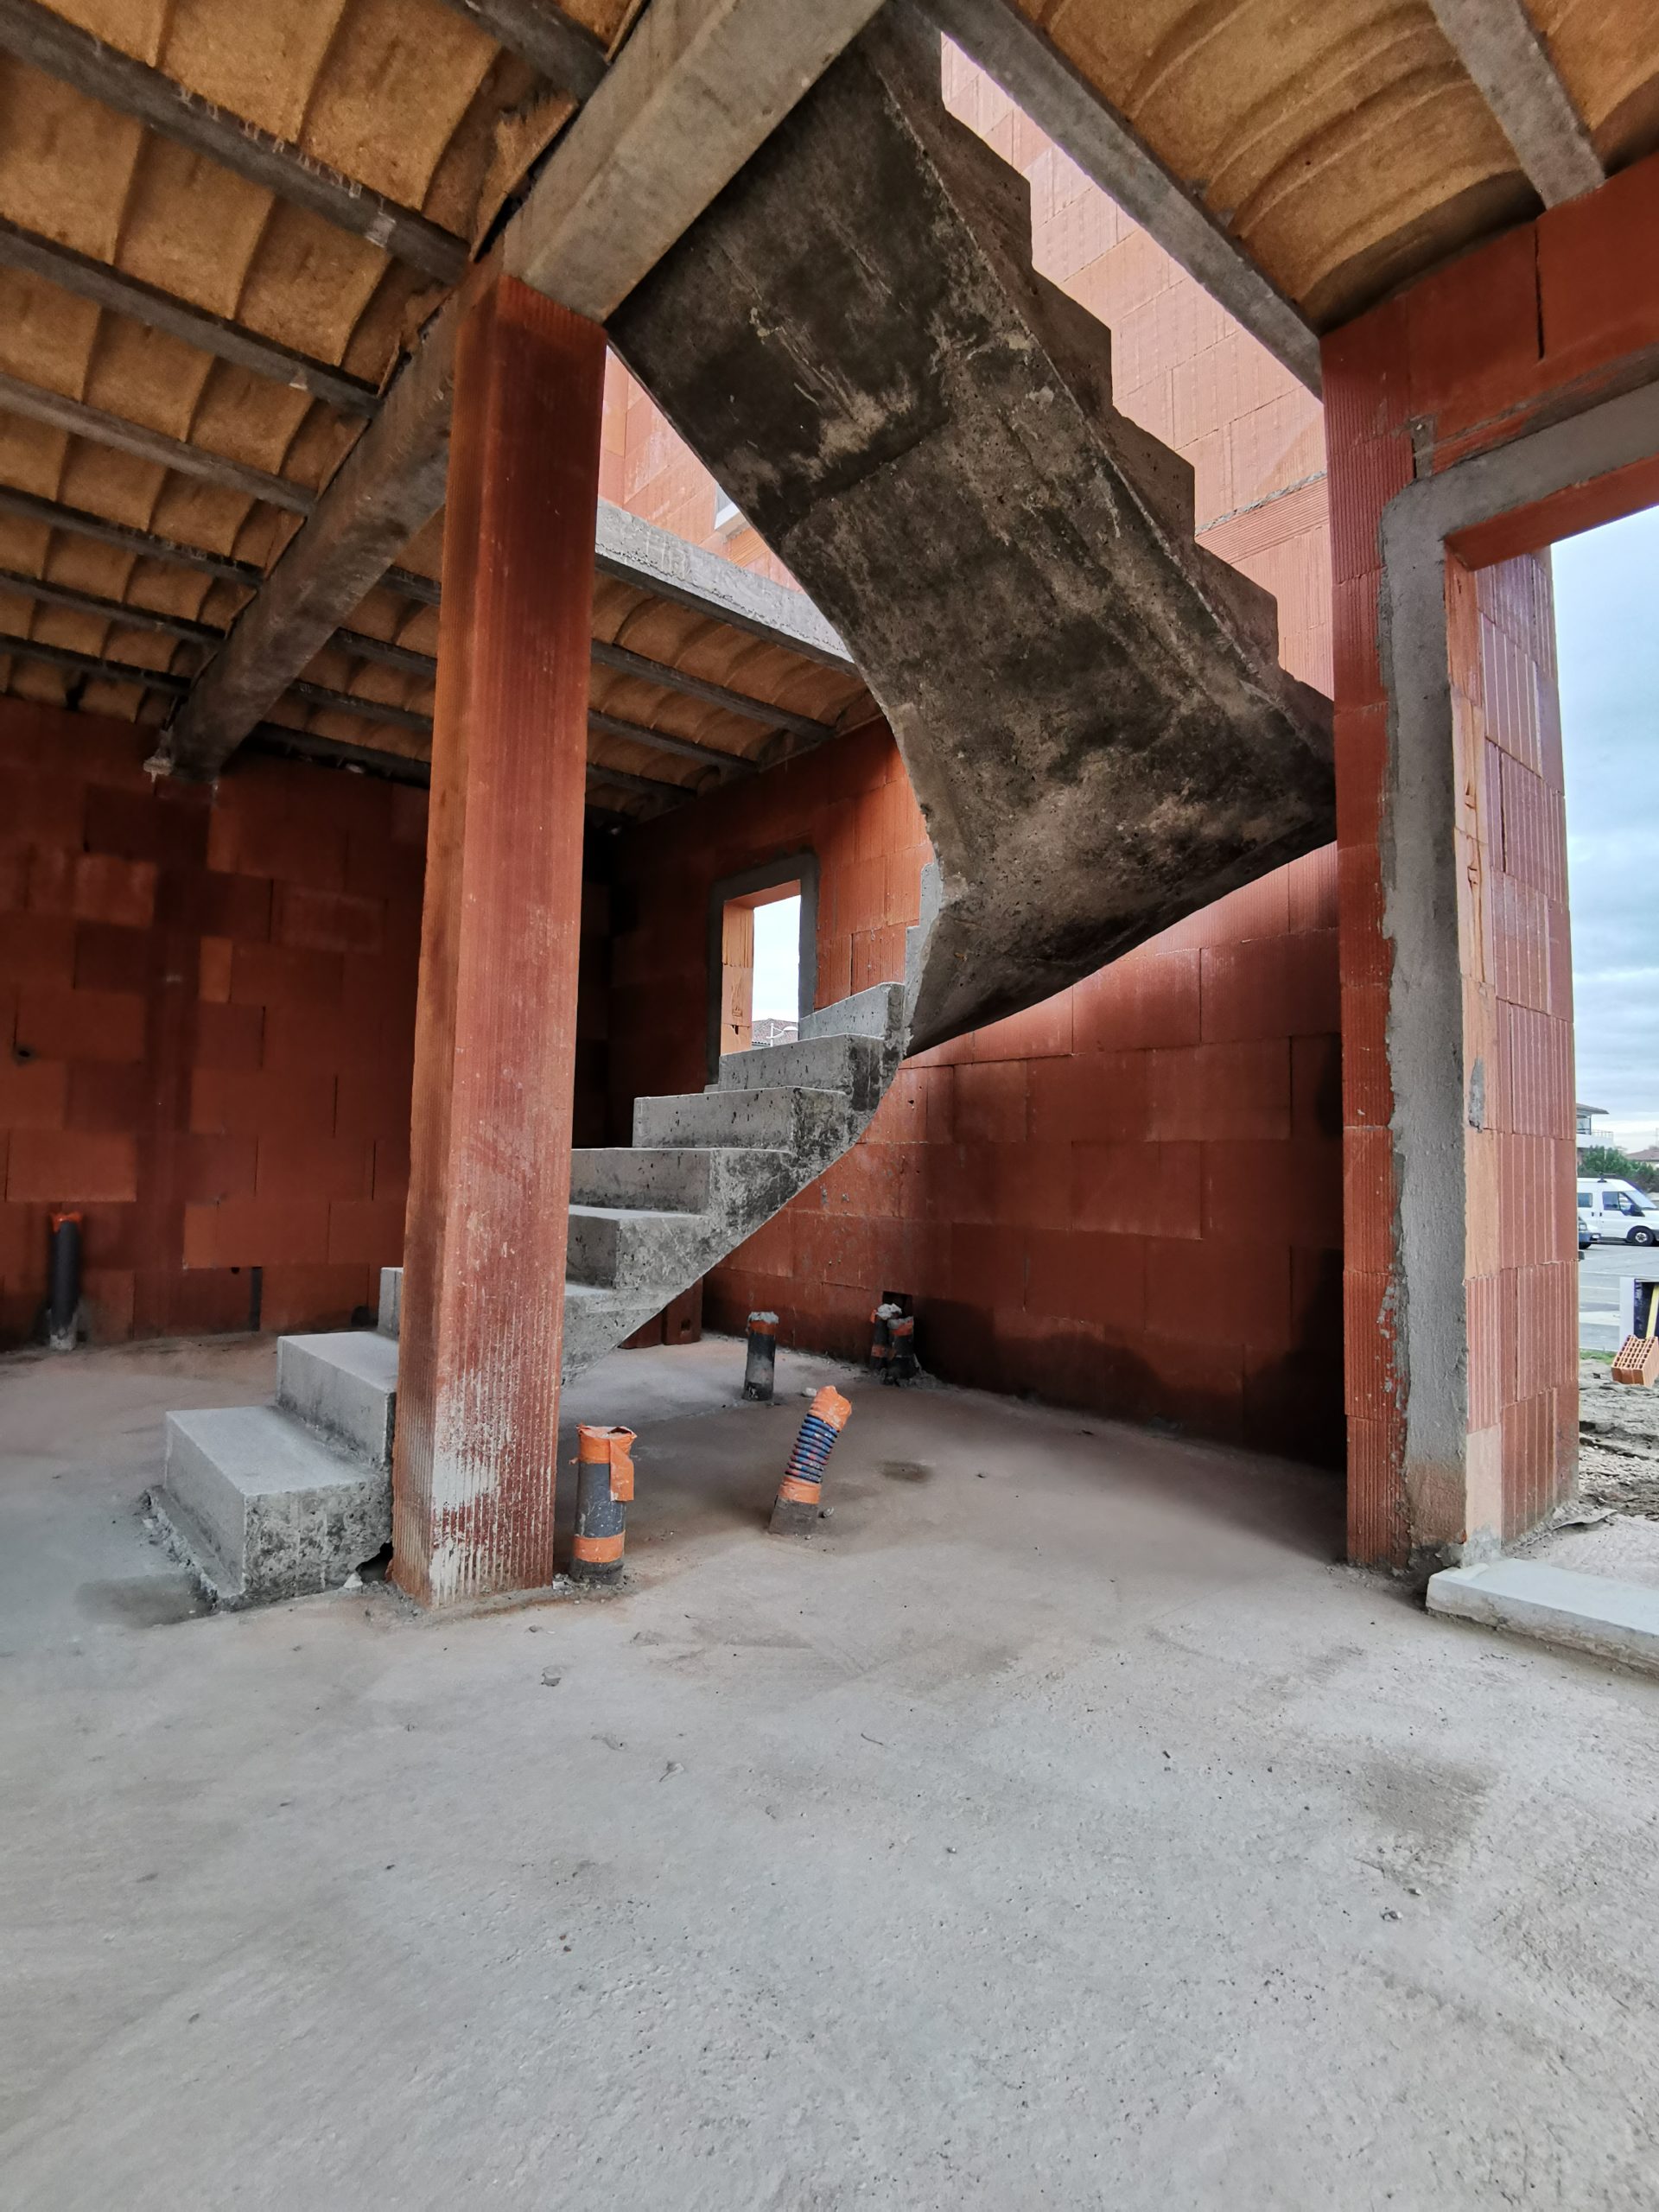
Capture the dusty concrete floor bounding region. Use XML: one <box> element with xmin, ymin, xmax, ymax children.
<box><xmin>3</xmin><ymin>1336</ymin><xmax>1659</xmax><ymax>2209</ymax></box>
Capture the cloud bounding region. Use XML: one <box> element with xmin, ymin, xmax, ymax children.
<box><xmin>1557</xmin><ymin>506</ymin><xmax>1659</xmax><ymax>1117</ymax></box>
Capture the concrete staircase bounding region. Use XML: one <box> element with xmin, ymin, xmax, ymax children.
<box><xmin>153</xmin><ymin>957</ymin><xmax>923</xmax><ymax>1605</ymax></box>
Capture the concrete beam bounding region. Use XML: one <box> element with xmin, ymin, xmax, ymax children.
<box><xmin>923</xmin><ymin>0</ymin><xmax>1322</xmax><ymax>391</ymax></box>
<box><xmin>1427</xmin><ymin>0</ymin><xmax>1603</xmax><ymax>207</ymax></box>
<box><xmin>156</xmin><ymin>0</ymin><xmax>874</xmax><ymax>780</ymax></box>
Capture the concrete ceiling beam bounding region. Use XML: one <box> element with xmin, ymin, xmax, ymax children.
<box><xmin>921</xmin><ymin>0</ymin><xmax>1322</xmax><ymax>391</ymax></box>
<box><xmin>1427</xmin><ymin>0</ymin><xmax>1603</xmax><ymax>207</ymax></box>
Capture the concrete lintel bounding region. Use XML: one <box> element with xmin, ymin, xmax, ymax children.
<box><xmin>1427</xmin><ymin>1559</ymin><xmax>1659</xmax><ymax>1678</ymax></box>
<box><xmin>1376</xmin><ymin>374</ymin><xmax>1659</xmax><ymax>1556</ymax></box>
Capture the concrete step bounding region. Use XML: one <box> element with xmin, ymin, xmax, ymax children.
<box><xmin>632</xmin><ymin>1084</ymin><xmax>851</xmax><ymax>1151</ymax></box>
<box><xmin>155</xmin><ymin>1404</ymin><xmax>390</xmax><ymax>1606</ymax></box>
<box><xmin>378</xmin><ymin>1266</ymin><xmax>402</xmax><ymax>1339</ymax></box>
<box><xmin>1427</xmin><ymin>1558</ymin><xmax>1659</xmax><ymax>1677</ymax></box>
<box><xmin>799</xmin><ymin>981</ymin><xmax>906</xmax><ymax>1046</ymax></box>
<box><xmin>569</xmin><ymin>1146</ymin><xmax>715</xmax><ymax>1212</ymax></box>
<box><xmin>566</xmin><ymin>1204</ymin><xmax>714</xmax><ymax>1291</ymax></box>
<box><xmin>715</xmin><ymin>1031</ymin><xmax>889</xmax><ymax>1109</ymax></box>
<box><xmin>276</xmin><ymin>1330</ymin><xmax>398</xmax><ymax>1467</ymax></box>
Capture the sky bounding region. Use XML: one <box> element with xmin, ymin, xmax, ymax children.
<box><xmin>1555</xmin><ymin>506</ymin><xmax>1659</xmax><ymax>1149</ymax></box>
<box><xmin>751</xmin><ymin>894</ymin><xmax>801</xmax><ymax>1021</ymax></box>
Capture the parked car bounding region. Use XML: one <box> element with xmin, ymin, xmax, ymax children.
<box><xmin>1577</xmin><ymin>1176</ymin><xmax>1659</xmax><ymax>1245</ymax></box>
<box><xmin>1580</xmin><ymin>1211</ymin><xmax>1594</xmax><ymax>1257</ymax></box>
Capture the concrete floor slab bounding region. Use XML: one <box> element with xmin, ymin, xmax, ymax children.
<box><xmin>3</xmin><ymin>1336</ymin><xmax>1659</xmax><ymax>2208</ymax></box>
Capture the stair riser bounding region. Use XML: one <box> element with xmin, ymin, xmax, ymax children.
<box><xmin>716</xmin><ymin>1032</ymin><xmax>890</xmax><ymax>1111</ymax></box>
<box><xmin>799</xmin><ymin>981</ymin><xmax>906</xmax><ymax>1046</ymax></box>
<box><xmin>633</xmin><ymin>1087</ymin><xmax>851</xmax><ymax>1151</ymax></box>
<box><xmin>276</xmin><ymin>1336</ymin><xmax>397</xmax><ymax>1467</ymax></box>
<box><xmin>569</xmin><ymin>1147</ymin><xmax>715</xmax><ymax>1211</ymax></box>
<box><xmin>565</xmin><ymin>1211</ymin><xmax>714</xmax><ymax>1291</ymax></box>
<box><xmin>158</xmin><ymin>1414</ymin><xmax>391</xmax><ymax>1607</ymax></box>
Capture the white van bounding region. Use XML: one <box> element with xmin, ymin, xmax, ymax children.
<box><xmin>1577</xmin><ymin>1176</ymin><xmax>1659</xmax><ymax>1244</ymax></box>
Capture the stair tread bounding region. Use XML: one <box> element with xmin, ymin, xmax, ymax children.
<box><xmin>166</xmin><ymin>1403</ymin><xmax>373</xmax><ymax>1494</ymax></box>
<box><xmin>281</xmin><ymin>1330</ymin><xmax>398</xmax><ymax>1389</ymax></box>
<box><xmin>568</xmin><ymin>1202</ymin><xmax>706</xmax><ymax>1225</ymax></box>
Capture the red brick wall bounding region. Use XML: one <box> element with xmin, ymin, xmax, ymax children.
<box><xmin>610</xmin><ymin>726</ymin><xmax>1344</xmax><ymax>1465</ymax></box>
<box><xmin>1326</xmin><ymin>149</ymin><xmax>1659</xmax><ymax>1558</ymax></box>
<box><xmin>0</xmin><ymin>702</ymin><xmax>423</xmax><ymax>1344</ymax></box>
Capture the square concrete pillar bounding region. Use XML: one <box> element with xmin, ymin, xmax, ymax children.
<box><xmin>391</xmin><ymin>276</ymin><xmax>605</xmax><ymax>1606</ymax></box>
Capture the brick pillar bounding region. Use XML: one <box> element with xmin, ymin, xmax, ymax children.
<box><xmin>1326</xmin><ymin>302</ymin><xmax>1577</xmax><ymax>1568</ymax></box>
<box><xmin>391</xmin><ymin>276</ymin><xmax>605</xmax><ymax>1607</ymax></box>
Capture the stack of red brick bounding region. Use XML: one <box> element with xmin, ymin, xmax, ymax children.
<box><xmin>0</xmin><ymin>702</ymin><xmax>423</xmax><ymax>1344</ymax></box>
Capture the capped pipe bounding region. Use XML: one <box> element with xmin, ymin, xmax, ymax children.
<box><xmin>47</xmin><ymin>1209</ymin><xmax>81</xmax><ymax>1351</ymax></box>
<box><xmin>743</xmin><ymin>1310</ymin><xmax>779</xmax><ymax>1402</ymax></box>
<box><xmin>571</xmin><ymin>1424</ymin><xmax>636</xmax><ymax>1584</ymax></box>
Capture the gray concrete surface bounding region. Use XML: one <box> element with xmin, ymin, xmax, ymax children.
<box><xmin>4</xmin><ymin>1333</ymin><xmax>1659</xmax><ymax>2208</ymax></box>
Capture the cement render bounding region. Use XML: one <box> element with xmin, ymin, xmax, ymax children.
<box><xmin>4</xmin><ymin>1335</ymin><xmax>1659</xmax><ymax>2206</ymax></box>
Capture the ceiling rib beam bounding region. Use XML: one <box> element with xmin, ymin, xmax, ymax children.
<box><xmin>1426</xmin><ymin>0</ymin><xmax>1603</xmax><ymax>207</ymax></box>
<box><xmin>430</xmin><ymin>0</ymin><xmax>608</xmax><ymax>99</ymax></box>
<box><xmin>922</xmin><ymin>0</ymin><xmax>1322</xmax><ymax>392</ymax></box>
<box><xmin>590</xmin><ymin>635</ymin><xmax>832</xmax><ymax>739</ymax></box>
<box><xmin>0</xmin><ymin>483</ymin><xmax>262</xmax><ymax>586</ymax></box>
<box><xmin>248</xmin><ymin>721</ymin><xmax>431</xmax><ymax>785</ymax></box>
<box><xmin>589</xmin><ymin>704</ymin><xmax>755</xmax><ymax>775</ymax></box>
<box><xmin>156</xmin><ymin>0</ymin><xmax>881</xmax><ymax>782</ymax></box>
<box><xmin>0</xmin><ymin>368</ymin><xmax>316</xmax><ymax>513</ymax></box>
<box><xmin>0</xmin><ymin>217</ymin><xmax>381</xmax><ymax>416</ymax></box>
<box><xmin>0</xmin><ymin>626</ymin><xmax>187</xmax><ymax>695</ymax></box>
<box><xmin>0</xmin><ymin>0</ymin><xmax>469</xmax><ymax>286</ymax></box>
<box><xmin>287</xmin><ymin>676</ymin><xmax>433</xmax><ymax>733</ymax></box>
<box><xmin>0</xmin><ymin>564</ymin><xmax>219</xmax><ymax>642</ymax></box>
<box><xmin>584</xmin><ymin>760</ymin><xmax>690</xmax><ymax>804</ymax></box>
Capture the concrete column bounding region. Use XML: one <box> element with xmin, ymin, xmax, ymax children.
<box><xmin>391</xmin><ymin>276</ymin><xmax>605</xmax><ymax>1607</ymax></box>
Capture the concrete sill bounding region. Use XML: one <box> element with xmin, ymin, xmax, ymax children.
<box><xmin>1427</xmin><ymin>1559</ymin><xmax>1659</xmax><ymax>1679</ymax></box>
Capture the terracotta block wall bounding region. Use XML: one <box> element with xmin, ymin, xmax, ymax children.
<box><xmin>1327</xmin><ymin>149</ymin><xmax>1659</xmax><ymax>1558</ymax></box>
<box><xmin>609</xmin><ymin>727</ymin><xmax>1344</xmax><ymax>1466</ymax></box>
<box><xmin>0</xmin><ymin>702</ymin><xmax>424</xmax><ymax>1345</ymax></box>
<box><xmin>1456</xmin><ymin>554</ymin><xmax>1577</xmax><ymax>1538</ymax></box>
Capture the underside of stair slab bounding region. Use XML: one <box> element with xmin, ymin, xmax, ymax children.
<box><xmin>609</xmin><ymin>14</ymin><xmax>1334</xmax><ymax>1052</ymax></box>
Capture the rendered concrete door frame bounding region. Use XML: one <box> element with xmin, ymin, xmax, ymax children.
<box><xmin>1376</xmin><ymin>377</ymin><xmax>1659</xmax><ymax>1564</ymax></box>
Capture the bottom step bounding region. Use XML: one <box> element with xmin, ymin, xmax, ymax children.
<box><xmin>155</xmin><ymin>1404</ymin><xmax>390</xmax><ymax>1606</ymax></box>
<box><xmin>1427</xmin><ymin>1558</ymin><xmax>1659</xmax><ymax>1677</ymax></box>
